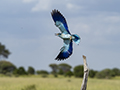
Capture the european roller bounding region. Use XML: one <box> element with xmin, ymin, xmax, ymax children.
<box><xmin>51</xmin><ymin>9</ymin><xmax>80</xmax><ymax>60</ymax></box>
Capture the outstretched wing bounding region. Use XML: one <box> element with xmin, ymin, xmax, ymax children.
<box><xmin>51</xmin><ymin>9</ymin><xmax>71</xmax><ymax>34</ymax></box>
<box><xmin>55</xmin><ymin>40</ymin><xmax>73</xmax><ymax>60</ymax></box>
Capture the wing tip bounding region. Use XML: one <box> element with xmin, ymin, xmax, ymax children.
<box><xmin>55</xmin><ymin>56</ymin><xmax>66</xmax><ymax>61</ymax></box>
<box><xmin>55</xmin><ymin>51</ymin><xmax>72</xmax><ymax>61</ymax></box>
<box><xmin>55</xmin><ymin>57</ymin><xmax>67</xmax><ymax>61</ymax></box>
<box><xmin>51</xmin><ymin>9</ymin><xmax>61</xmax><ymax>16</ymax></box>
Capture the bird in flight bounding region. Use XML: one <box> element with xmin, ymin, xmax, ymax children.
<box><xmin>51</xmin><ymin>9</ymin><xmax>80</xmax><ymax>60</ymax></box>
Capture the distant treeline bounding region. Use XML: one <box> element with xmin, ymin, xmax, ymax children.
<box><xmin>0</xmin><ymin>60</ymin><xmax>120</xmax><ymax>79</ymax></box>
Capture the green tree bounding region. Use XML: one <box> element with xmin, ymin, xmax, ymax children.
<box><xmin>0</xmin><ymin>43</ymin><xmax>10</xmax><ymax>60</ymax></box>
<box><xmin>58</xmin><ymin>69</ymin><xmax>64</xmax><ymax>75</ymax></box>
<box><xmin>36</xmin><ymin>70</ymin><xmax>49</xmax><ymax>77</ymax></box>
<box><xmin>36</xmin><ymin>70</ymin><xmax>49</xmax><ymax>75</ymax></box>
<box><xmin>13</xmin><ymin>67</ymin><xmax>27</xmax><ymax>75</ymax></box>
<box><xmin>58</xmin><ymin>63</ymin><xmax>72</xmax><ymax>74</ymax></box>
<box><xmin>65</xmin><ymin>70</ymin><xmax>73</xmax><ymax>77</ymax></box>
<box><xmin>27</xmin><ymin>66</ymin><xmax>35</xmax><ymax>75</ymax></box>
<box><xmin>49</xmin><ymin>64</ymin><xmax>58</xmax><ymax>74</ymax></box>
<box><xmin>112</xmin><ymin>68</ymin><xmax>120</xmax><ymax>76</ymax></box>
<box><xmin>0</xmin><ymin>60</ymin><xmax>16</xmax><ymax>74</ymax></box>
<box><xmin>89</xmin><ymin>69</ymin><xmax>98</xmax><ymax>78</ymax></box>
<box><xmin>96</xmin><ymin>69</ymin><xmax>115</xmax><ymax>79</ymax></box>
<box><xmin>73</xmin><ymin>65</ymin><xmax>84</xmax><ymax>78</ymax></box>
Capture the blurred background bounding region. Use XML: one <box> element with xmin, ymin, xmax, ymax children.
<box><xmin>0</xmin><ymin>0</ymin><xmax>120</xmax><ymax>73</ymax></box>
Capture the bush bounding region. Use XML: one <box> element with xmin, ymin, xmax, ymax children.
<box><xmin>58</xmin><ymin>63</ymin><xmax>72</xmax><ymax>74</ymax></box>
<box><xmin>36</xmin><ymin>70</ymin><xmax>49</xmax><ymax>75</ymax></box>
<box><xmin>27</xmin><ymin>66</ymin><xmax>35</xmax><ymax>75</ymax></box>
<box><xmin>0</xmin><ymin>60</ymin><xmax>16</xmax><ymax>74</ymax></box>
<box><xmin>58</xmin><ymin>69</ymin><xmax>64</xmax><ymax>75</ymax></box>
<box><xmin>96</xmin><ymin>69</ymin><xmax>115</xmax><ymax>79</ymax></box>
<box><xmin>65</xmin><ymin>71</ymin><xmax>73</xmax><ymax>77</ymax></box>
<box><xmin>13</xmin><ymin>67</ymin><xmax>27</xmax><ymax>75</ymax></box>
<box><xmin>53</xmin><ymin>74</ymin><xmax>58</xmax><ymax>77</ymax></box>
<box><xmin>89</xmin><ymin>69</ymin><xmax>98</xmax><ymax>78</ymax></box>
<box><xmin>112</xmin><ymin>68</ymin><xmax>120</xmax><ymax>76</ymax></box>
<box><xmin>73</xmin><ymin>65</ymin><xmax>83</xmax><ymax>78</ymax></box>
<box><xmin>49</xmin><ymin>64</ymin><xmax>58</xmax><ymax>75</ymax></box>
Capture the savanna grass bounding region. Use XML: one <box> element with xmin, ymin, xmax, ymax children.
<box><xmin>0</xmin><ymin>76</ymin><xmax>120</xmax><ymax>90</ymax></box>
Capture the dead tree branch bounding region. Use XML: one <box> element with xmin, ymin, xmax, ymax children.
<box><xmin>81</xmin><ymin>55</ymin><xmax>89</xmax><ymax>90</ymax></box>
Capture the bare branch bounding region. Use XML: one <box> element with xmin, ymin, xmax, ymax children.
<box><xmin>81</xmin><ymin>55</ymin><xmax>89</xmax><ymax>90</ymax></box>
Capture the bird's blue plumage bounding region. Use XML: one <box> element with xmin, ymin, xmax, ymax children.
<box><xmin>51</xmin><ymin>9</ymin><xmax>71</xmax><ymax>34</ymax></box>
<box><xmin>55</xmin><ymin>40</ymin><xmax>73</xmax><ymax>60</ymax></box>
<box><xmin>51</xmin><ymin>9</ymin><xmax>80</xmax><ymax>60</ymax></box>
<box><xmin>72</xmin><ymin>34</ymin><xmax>80</xmax><ymax>45</ymax></box>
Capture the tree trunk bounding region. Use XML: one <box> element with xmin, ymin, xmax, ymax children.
<box><xmin>81</xmin><ymin>55</ymin><xmax>89</xmax><ymax>90</ymax></box>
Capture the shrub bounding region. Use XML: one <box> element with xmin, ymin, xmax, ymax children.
<box><xmin>96</xmin><ymin>69</ymin><xmax>115</xmax><ymax>79</ymax></box>
<box><xmin>112</xmin><ymin>68</ymin><xmax>120</xmax><ymax>76</ymax></box>
<box><xmin>65</xmin><ymin>71</ymin><xmax>73</xmax><ymax>77</ymax></box>
<box><xmin>58</xmin><ymin>69</ymin><xmax>64</xmax><ymax>75</ymax></box>
<box><xmin>53</xmin><ymin>74</ymin><xmax>58</xmax><ymax>77</ymax></box>
<box><xmin>36</xmin><ymin>70</ymin><xmax>49</xmax><ymax>75</ymax></box>
<box><xmin>73</xmin><ymin>65</ymin><xmax>83</xmax><ymax>78</ymax></box>
<box><xmin>0</xmin><ymin>60</ymin><xmax>16</xmax><ymax>74</ymax></box>
<box><xmin>13</xmin><ymin>67</ymin><xmax>27</xmax><ymax>75</ymax></box>
<box><xmin>89</xmin><ymin>69</ymin><xmax>98</xmax><ymax>78</ymax></box>
<box><xmin>27</xmin><ymin>66</ymin><xmax>35</xmax><ymax>75</ymax></box>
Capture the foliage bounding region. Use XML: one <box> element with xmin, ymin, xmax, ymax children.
<box><xmin>36</xmin><ymin>70</ymin><xmax>49</xmax><ymax>75</ymax></box>
<box><xmin>58</xmin><ymin>63</ymin><xmax>72</xmax><ymax>75</ymax></box>
<box><xmin>89</xmin><ymin>69</ymin><xmax>98</xmax><ymax>78</ymax></box>
<box><xmin>36</xmin><ymin>70</ymin><xmax>49</xmax><ymax>78</ymax></box>
<box><xmin>0</xmin><ymin>43</ymin><xmax>10</xmax><ymax>60</ymax></box>
<box><xmin>49</xmin><ymin>64</ymin><xmax>58</xmax><ymax>74</ymax></box>
<box><xmin>58</xmin><ymin>69</ymin><xmax>64</xmax><ymax>75</ymax></box>
<box><xmin>27</xmin><ymin>66</ymin><xmax>35</xmax><ymax>75</ymax></box>
<box><xmin>112</xmin><ymin>68</ymin><xmax>120</xmax><ymax>76</ymax></box>
<box><xmin>0</xmin><ymin>60</ymin><xmax>16</xmax><ymax>74</ymax></box>
<box><xmin>73</xmin><ymin>65</ymin><xmax>84</xmax><ymax>78</ymax></box>
<box><xmin>53</xmin><ymin>74</ymin><xmax>58</xmax><ymax>77</ymax></box>
<box><xmin>13</xmin><ymin>67</ymin><xmax>27</xmax><ymax>75</ymax></box>
<box><xmin>65</xmin><ymin>70</ymin><xmax>73</xmax><ymax>77</ymax></box>
<box><xmin>96</xmin><ymin>68</ymin><xmax>115</xmax><ymax>79</ymax></box>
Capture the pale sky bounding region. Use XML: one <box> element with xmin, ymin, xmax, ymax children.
<box><xmin>0</xmin><ymin>0</ymin><xmax>120</xmax><ymax>71</ymax></box>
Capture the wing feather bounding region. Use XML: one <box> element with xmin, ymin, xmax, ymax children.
<box><xmin>55</xmin><ymin>40</ymin><xmax>73</xmax><ymax>60</ymax></box>
<box><xmin>51</xmin><ymin>9</ymin><xmax>71</xmax><ymax>34</ymax></box>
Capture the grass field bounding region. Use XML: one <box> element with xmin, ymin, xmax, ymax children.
<box><xmin>0</xmin><ymin>76</ymin><xmax>120</xmax><ymax>90</ymax></box>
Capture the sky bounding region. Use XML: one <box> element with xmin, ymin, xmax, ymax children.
<box><xmin>0</xmin><ymin>0</ymin><xmax>120</xmax><ymax>71</ymax></box>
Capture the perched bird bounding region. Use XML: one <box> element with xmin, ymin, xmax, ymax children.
<box><xmin>51</xmin><ymin>9</ymin><xmax>80</xmax><ymax>60</ymax></box>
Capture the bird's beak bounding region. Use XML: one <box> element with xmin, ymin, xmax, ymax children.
<box><xmin>55</xmin><ymin>33</ymin><xmax>59</xmax><ymax>36</ymax></box>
